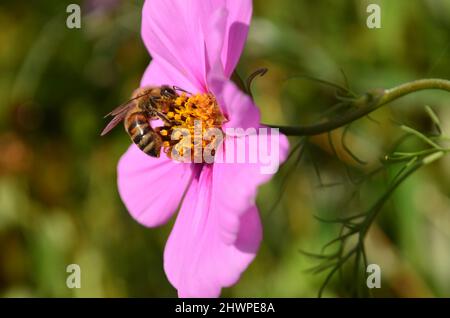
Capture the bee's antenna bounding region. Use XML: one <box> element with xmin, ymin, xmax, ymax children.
<box><xmin>173</xmin><ymin>86</ymin><xmax>192</xmax><ymax>95</ymax></box>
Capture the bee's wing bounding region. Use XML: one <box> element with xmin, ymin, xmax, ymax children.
<box><xmin>103</xmin><ymin>90</ymin><xmax>156</xmax><ymax>118</ymax></box>
<box><xmin>101</xmin><ymin>89</ymin><xmax>157</xmax><ymax>136</ymax></box>
<box><xmin>104</xmin><ymin>101</ymin><xmax>133</xmax><ymax>118</ymax></box>
<box><xmin>100</xmin><ymin>105</ymin><xmax>130</xmax><ymax>136</ymax></box>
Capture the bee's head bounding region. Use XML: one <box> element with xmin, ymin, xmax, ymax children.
<box><xmin>160</xmin><ymin>86</ymin><xmax>177</xmax><ymax>99</ymax></box>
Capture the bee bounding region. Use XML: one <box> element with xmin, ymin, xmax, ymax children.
<box><xmin>101</xmin><ymin>85</ymin><xmax>179</xmax><ymax>157</ymax></box>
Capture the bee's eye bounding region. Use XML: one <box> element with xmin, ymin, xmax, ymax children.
<box><xmin>161</xmin><ymin>87</ymin><xmax>176</xmax><ymax>97</ymax></box>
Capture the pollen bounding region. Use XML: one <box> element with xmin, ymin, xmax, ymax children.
<box><xmin>158</xmin><ymin>92</ymin><xmax>224</xmax><ymax>161</ymax></box>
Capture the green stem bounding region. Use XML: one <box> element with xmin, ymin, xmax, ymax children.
<box><xmin>359</xmin><ymin>161</ymin><xmax>422</xmax><ymax>238</ymax></box>
<box><xmin>360</xmin><ymin>149</ymin><xmax>446</xmax><ymax>238</ymax></box>
<box><xmin>271</xmin><ymin>78</ymin><xmax>450</xmax><ymax>136</ymax></box>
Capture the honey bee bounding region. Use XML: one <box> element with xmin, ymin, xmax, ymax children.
<box><xmin>101</xmin><ymin>85</ymin><xmax>179</xmax><ymax>157</ymax></box>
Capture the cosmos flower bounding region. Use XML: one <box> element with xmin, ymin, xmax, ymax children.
<box><xmin>117</xmin><ymin>0</ymin><xmax>289</xmax><ymax>297</ymax></box>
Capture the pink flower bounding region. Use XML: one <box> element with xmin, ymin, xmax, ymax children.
<box><xmin>117</xmin><ymin>0</ymin><xmax>289</xmax><ymax>297</ymax></box>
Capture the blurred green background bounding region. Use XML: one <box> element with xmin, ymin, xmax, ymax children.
<box><xmin>0</xmin><ymin>0</ymin><xmax>449</xmax><ymax>297</ymax></box>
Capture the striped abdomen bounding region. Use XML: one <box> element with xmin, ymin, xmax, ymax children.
<box><xmin>124</xmin><ymin>107</ymin><xmax>162</xmax><ymax>157</ymax></box>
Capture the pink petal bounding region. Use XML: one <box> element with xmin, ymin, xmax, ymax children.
<box><xmin>193</xmin><ymin>0</ymin><xmax>252</xmax><ymax>78</ymax></box>
<box><xmin>141</xmin><ymin>58</ymin><xmax>199</xmax><ymax>94</ymax></box>
<box><xmin>117</xmin><ymin>145</ymin><xmax>193</xmax><ymax>227</ymax></box>
<box><xmin>164</xmin><ymin>166</ymin><xmax>262</xmax><ymax>297</ymax></box>
<box><xmin>209</xmin><ymin>77</ymin><xmax>261</xmax><ymax>131</ymax></box>
<box><xmin>141</xmin><ymin>0</ymin><xmax>207</xmax><ymax>91</ymax></box>
<box><xmin>213</xmin><ymin>130</ymin><xmax>290</xmax><ymax>244</ymax></box>
<box><xmin>217</xmin><ymin>0</ymin><xmax>252</xmax><ymax>77</ymax></box>
<box><xmin>141</xmin><ymin>0</ymin><xmax>252</xmax><ymax>91</ymax></box>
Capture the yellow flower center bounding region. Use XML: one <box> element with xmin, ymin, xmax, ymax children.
<box><xmin>158</xmin><ymin>93</ymin><xmax>224</xmax><ymax>161</ymax></box>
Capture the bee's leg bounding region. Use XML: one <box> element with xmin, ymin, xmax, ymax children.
<box><xmin>149</xmin><ymin>96</ymin><xmax>161</xmax><ymax>107</ymax></box>
<box><xmin>156</xmin><ymin>111</ymin><xmax>173</xmax><ymax>126</ymax></box>
<box><xmin>145</xmin><ymin>97</ymin><xmax>162</xmax><ymax>119</ymax></box>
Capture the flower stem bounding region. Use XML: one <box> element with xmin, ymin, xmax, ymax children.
<box><xmin>271</xmin><ymin>78</ymin><xmax>450</xmax><ymax>136</ymax></box>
